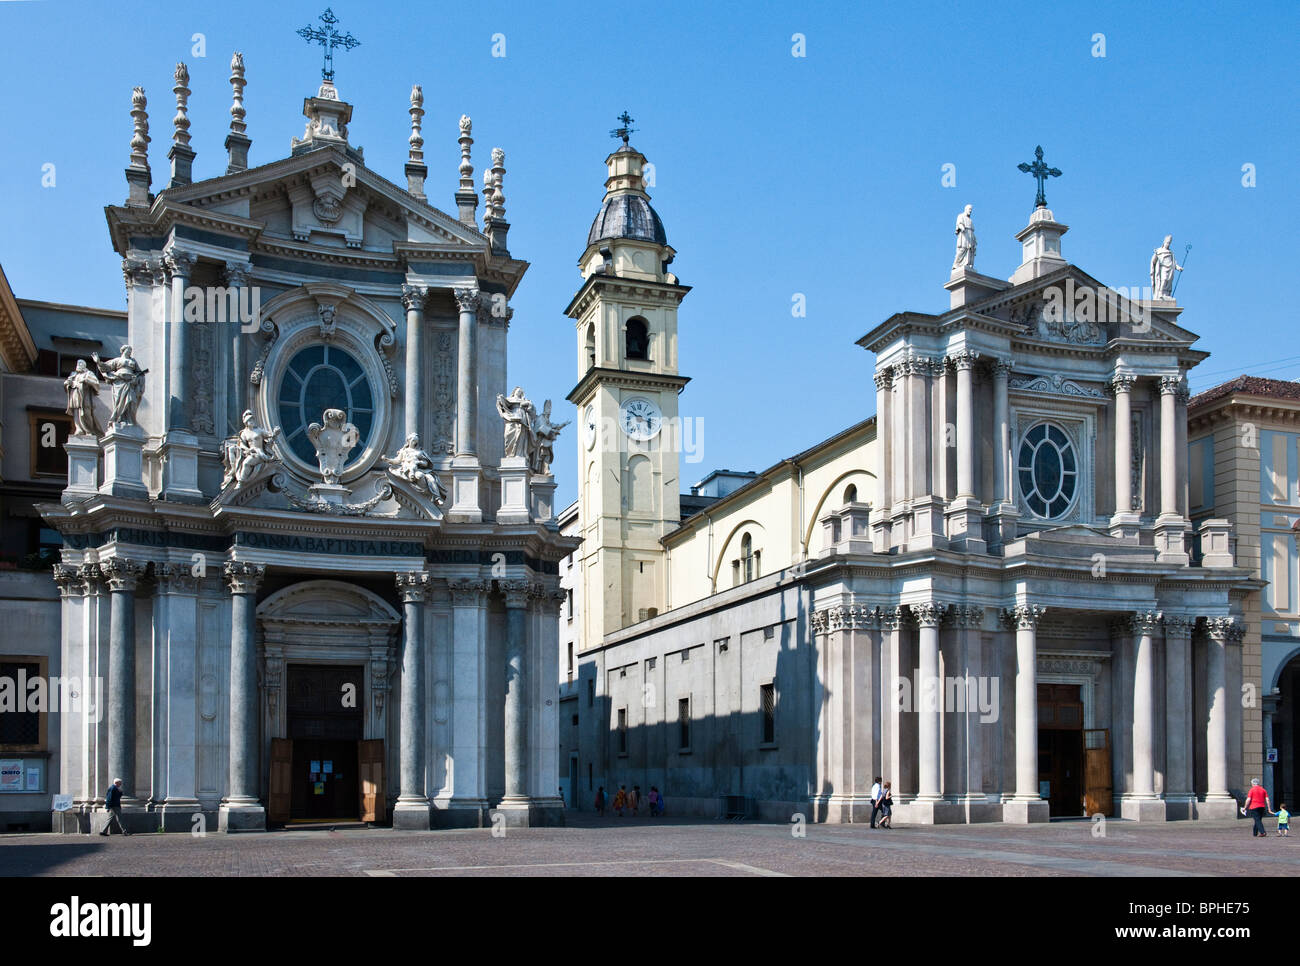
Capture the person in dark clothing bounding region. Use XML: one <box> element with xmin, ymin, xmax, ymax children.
<box><xmin>594</xmin><ymin>786</ymin><xmax>606</xmax><ymax>816</ymax></box>
<box><xmin>99</xmin><ymin>778</ymin><xmax>130</xmax><ymax>836</ymax></box>
<box><xmin>870</xmin><ymin>776</ymin><xmax>884</xmax><ymax>829</ymax></box>
<box><xmin>1242</xmin><ymin>778</ymin><xmax>1271</xmax><ymax>837</ymax></box>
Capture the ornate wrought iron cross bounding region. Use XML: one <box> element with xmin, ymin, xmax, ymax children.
<box><xmin>298</xmin><ymin>7</ymin><xmax>361</xmax><ymax>83</ymax></box>
<box><xmin>609</xmin><ymin>111</ymin><xmax>636</xmax><ymax>146</ymax></box>
<box><xmin>1017</xmin><ymin>145</ymin><xmax>1062</xmax><ymax>209</ymax></box>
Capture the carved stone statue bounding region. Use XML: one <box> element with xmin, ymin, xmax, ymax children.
<box><xmin>953</xmin><ymin>204</ymin><xmax>976</xmax><ymax>270</ymax></box>
<box><xmin>221</xmin><ymin>410</ymin><xmax>281</xmax><ymax>489</ymax></box>
<box><xmin>306</xmin><ymin>408</ymin><xmax>359</xmax><ymax>485</ymax></box>
<box><xmin>529</xmin><ymin>400</ymin><xmax>570</xmax><ymax>476</ymax></box>
<box><xmin>64</xmin><ymin>359</ymin><xmax>102</xmax><ymax>437</ymax></box>
<box><xmin>496</xmin><ymin>386</ymin><xmax>535</xmax><ymax>460</ymax></box>
<box><xmin>93</xmin><ymin>345</ymin><xmax>147</xmax><ymax>428</ymax></box>
<box><xmin>1149</xmin><ymin>234</ymin><xmax>1183</xmax><ymax>300</ymax></box>
<box><xmin>382</xmin><ymin>433</ymin><xmax>447</xmax><ymax>505</ymax></box>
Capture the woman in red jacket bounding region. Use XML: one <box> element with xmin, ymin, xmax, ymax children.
<box><xmin>1242</xmin><ymin>779</ymin><xmax>1272</xmax><ymax>837</ymax></box>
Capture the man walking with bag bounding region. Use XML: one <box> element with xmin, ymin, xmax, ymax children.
<box><xmin>99</xmin><ymin>778</ymin><xmax>131</xmax><ymax>836</ymax></box>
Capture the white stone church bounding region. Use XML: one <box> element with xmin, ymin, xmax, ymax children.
<box><xmin>21</xmin><ymin>55</ymin><xmax>574</xmax><ymax>831</ymax></box>
<box><xmin>558</xmin><ymin>140</ymin><xmax>1259</xmax><ymax>823</ymax></box>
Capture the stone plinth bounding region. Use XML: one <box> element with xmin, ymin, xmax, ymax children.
<box><xmin>308</xmin><ymin>483</ymin><xmax>351</xmax><ymax>505</ymax></box>
<box><xmin>161</xmin><ymin>429</ymin><xmax>204</xmax><ymax>503</ymax></box>
<box><xmin>63</xmin><ymin>434</ymin><xmax>100</xmax><ymax>503</ymax></box>
<box><xmin>1196</xmin><ymin>796</ymin><xmax>1239</xmax><ymax>821</ymax></box>
<box><xmin>1120</xmin><ymin>797</ymin><xmax>1167</xmax><ymax>822</ymax></box>
<box><xmin>218</xmin><ymin>802</ymin><xmax>266</xmax><ymax>831</ymax></box>
<box><xmin>1155</xmin><ymin>514</ymin><xmax>1190</xmax><ymax>565</ymax></box>
<box><xmin>99</xmin><ymin>424</ymin><xmax>148</xmax><ymax>499</ymax></box>
<box><xmin>944</xmin><ymin>268</ymin><xmax>1010</xmax><ymax>309</ymax></box>
<box><xmin>496</xmin><ymin>456</ymin><xmax>530</xmax><ymax>524</ymax></box>
<box><xmin>447</xmin><ymin>456</ymin><xmax>482</xmax><ymax>523</ymax></box>
<box><xmin>1109</xmin><ymin>511</ymin><xmax>1141</xmax><ymax>542</ymax></box>
<box><xmin>1200</xmin><ymin>519</ymin><xmax>1235</xmax><ymax>567</ymax></box>
<box><xmin>945</xmin><ymin>497</ymin><xmax>986</xmax><ymax>553</ymax></box>
<box><xmin>987</xmin><ymin>502</ymin><xmax>1020</xmax><ymax>549</ymax></box>
<box><xmin>835</xmin><ymin>501</ymin><xmax>874</xmax><ymax>554</ymax></box>
<box><xmin>531</xmin><ymin>473</ymin><xmax>557</xmax><ymax>524</ymax></box>
<box><xmin>493</xmin><ymin>800</ymin><xmax>565</xmax><ymax>828</ymax></box>
<box><xmin>391</xmin><ymin>803</ymin><xmax>432</xmax><ymax>830</ymax></box>
<box><xmin>892</xmin><ymin>799</ymin><xmax>965</xmax><ymax>825</ymax></box>
<box><xmin>1002</xmin><ymin>799</ymin><xmax>1051</xmax><ymax>824</ymax></box>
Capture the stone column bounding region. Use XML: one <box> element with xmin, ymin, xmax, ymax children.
<box><xmin>1109</xmin><ymin>373</ymin><xmax>1138</xmax><ymax>537</ymax></box>
<box><xmin>155</xmin><ymin>563</ymin><xmax>203</xmax><ymax>829</ymax></box>
<box><xmin>871</xmin><ymin>368</ymin><xmax>893</xmax><ymax>550</ymax></box>
<box><xmin>447</xmin><ymin>578</ymin><xmax>489</xmax><ymax>825</ymax></box>
<box><xmin>449</xmin><ymin>288</ymin><xmax>482</xmax><ymax>522</ymax></box>
<box><xmin>393</xmin><ymin>571</ymin><xmax>431</xmax><ymax>829</ymax></box>
<box><xmin>946</xmin><ymin>351</ymin><xmax>984</xmax><ymax>552</ymax></box>
<box><xmin>165</xmin><ymin>249</ymin><xmax>196</xmax><ymax>432</ymax></box>
<box><xmin>220</xmin><ymin>561</ymin><xmax>265</xmax><ymax>831</ymax></box>
<box><xmin>498</xmin><ymin>581</ymin><xmax>532</xmax><ymax>822</ymax></box>
<box><xmin>989</xmin><ymin>360</ymin><xmax>1018</xmax><ymax>548</ymax></box>
<box><xmin>225</xmin><ymin>261</ymin><xmax>252</xmax><ymax>428</ymax></box>
<box><xmin>906</xmin><ymin>356</ymin><xmax>945</xmax><ymax>549</ymax></box>
<box><xmin>102</xmin><ymin>558</ymin><xmax>144</xmax><ymax>805</ymax></box>
<box><xmin>1155</xmin><ymin>375</ymin><xmax>1189</xmax><ymax>563</ymax></box>
<box><xmin>913</xmin><ymin>602</ymin><xmax>946</xmax><ymax>807</ymax></box>
<box><xmin>1163</xmin><ymin>615</ymin><xmax>1195</xmax><ymax>818</ymax></box>
<box><xmin>956</xmin><ymin>605</ymin><xmax>988</xmax><ymax>810</ymax></box>
<box><xmin>1201</xmin><ymin>617</ymin><xmax>1240</xmax><ymax>818</ymax></box>
<box><xmin>401</xmin><ymin>285</ymin><xmax>428</xmax><ymax>441</ymax></box>
<box><xmin>1003</xmin><ymin>604</ymin><xmax>1048</xmax><ymax>822</ymax></box>
<box><xmin>1122</xmin><ymin>611</ymin><xmax>1166</xmax><ymax>821</ymax></box>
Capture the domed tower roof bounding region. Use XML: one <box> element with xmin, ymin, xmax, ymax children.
<box><xmin>587</xmin><ymin>189</ymin><xmax>667</xmax><ymax>247</ymax></box>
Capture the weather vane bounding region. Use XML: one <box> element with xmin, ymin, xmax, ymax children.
<box><xmin>609</xmin><ymin>111</ymin><xmax>636</xmax><ymax>146</ymax></box>
<box><xmin>297</xmin><ymin>7</ymin><xmax>361</xmax><ymax>83</ymax></box>
<box><xmin>1017</xmin><ymin>145</ymin><xmax>1063</xmax><ymax>209</ymax></box>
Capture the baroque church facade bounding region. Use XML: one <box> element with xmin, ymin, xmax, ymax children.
<box><xmin>560</xmin><ymin>141</ymin><xmax>1260</xmax><ymax>823</ymax></box>
<box><xmin>34</xmin><ymin>56</ymin><xmax>573</xmax><ymax>831</ymax></box>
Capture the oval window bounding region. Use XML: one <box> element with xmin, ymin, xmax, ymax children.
<box><xmin>277</xmin><ymin>344</ymin><xmax>375</xmax><ymax>467</ymax></box>
<box><xmin>1017</xmin><ymin>422</ymin><xmax>1078</xmax><ymax>519</ymax></box>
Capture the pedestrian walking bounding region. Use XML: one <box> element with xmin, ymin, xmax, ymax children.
<box><xmin>1275</xmin><ymin>802</ymin><xmax>1289</xmax><ymax>837</ymax></box>
<box><xmin>613</xmin><ymin>785</ymin><xmax>627</xmax><ymax>817</ymax></box>
<box><xmin>1242</xmin><ymin>778</ymin><xmax>1271</xmax><ymax>837</ymax></box>
<box><xmin>878</xmin><ymin>780</ymin><xmax>894</xmax><ymax>829</ymax></box>
<box><xmin>870</xmin><ymin>776</ymin><xmax>884</xmax><ymax>828</ymax></box>
<box><xmin>647</xmin><ymin>786</ymin><xmax>661</xmax><ymax>817</ymax></box>
<box><xmin>630</xmin><ymin>785</ymin><xmax>641</xmax><ymax>816</ymax></box>
<box><xmin>98</xmin><ymin>778</ymin><xmax>130</xmax><ymax>836</ymax></box>
<box><xmin>594</xmin><ymin>785</ymin><xmax>606</xmax><ymax>816</ymax></box>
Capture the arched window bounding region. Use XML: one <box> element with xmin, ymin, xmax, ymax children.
<box><xmin>625</xmin><ymin>317</ymin><xmax>649</xmax><ymax>361</ymax></box>
<box><xmin>843</xmin><ymin>483</ymin><xmax>858</xmax><ymax>505</ymax></box>
<box><xmin>741</xmin><ymin>533</ymin><xmax>755</xmax><ymax>582</ymax></box>
<box><xmin>585</xmin><ymin>323</ymin><xmax>596</xmax><ymax>370</ymax></box>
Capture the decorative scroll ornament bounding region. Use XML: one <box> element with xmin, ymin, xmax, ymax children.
<box><xmin>306</xmin><ymin>408</ymin><xmax>359</xmax><ymax>485</ymax></box>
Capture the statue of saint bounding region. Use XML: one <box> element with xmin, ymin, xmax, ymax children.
<box><xmin>529</xmin><ymin>400</ymin><xmax>570</xmax><ymax>476</ymax></box>
<box><xmin>1149</xmin><ymin>234</ymin><xmax>1183</xmax><ymax>300</ymax></box>
<box><xmin>306</xmin><ymin>408</ymin><xmax>359</xmax><ymax>485</ymax></box>
<box><xmin>382</xmin><ymin>433</ymin><xmax>447</xmax><ymax>505</ymax></box>
<box><xmin>221</xmin><ymin>410</ymin><xmax>280</xmax><ymax>489</ymax></box>
<box><xmin>953</xmin><ymin>204</ymin><xmax>976</xmax><ymax>270</ymax></box>
<box><xmin>496</xmin><ymin>386</ymin><xmax>536</xmax><ymax>460</ymax></box>
<box><xmin>64</xmin><ymin>359</ymin><xmax>102</xmax><ymax>437</ymax></box>
<box><xmin>93</xmin><ymin>346</ymin><xmax>147</xmax><ymax>428</ymax></box>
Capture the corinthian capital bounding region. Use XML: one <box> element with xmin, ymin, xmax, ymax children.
<box><xmin>1109</xmin><ymin>373</ymin><xmax>1136</xmax><ymax>394</ymax></box>
<box><xmin>448</xmin><ymin>578</ymin><xmax>488</xmax><ymax>606</ymax></box>
<box><xmin>400</xmin><ymin>284</ymin><xmax>429</xmax><ymax>312</ymax></box>
<box><xmin>910</xmin><ymin>601</ymin><xmax>950</xmax><ymax>627</ymax></box>
<box><xmin>453</xmin><ymin>287</ymin><xmax>481</xmax><ymax>312</ymax></box>
<box><xmin>395</xmin><ymin>571</ymin><xmax>430</xmax><ymax>603</ymax></box>
<box><xmin>1129</xmin><ymin>610</ymin><xmax>1162</xmax><ymax>635</ymax></box>
<box><xmin>1003</xmin><ymin>604</ymin><xmax>1046</xmax><ymax>630</ymax></box>
<box><xmin>223</xmin><ymin>561</ymin><xmax>265</xmax><ymax>595</ymax></box>
<box><xmin>100</xmin><ymin>557</ymin><xmax>145</xmax><ymax>592</ymax></box>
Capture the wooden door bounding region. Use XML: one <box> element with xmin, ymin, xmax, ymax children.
<box><xmin>1084</xmin><ymin>728</ymin><xmax>1113</xmax><ymax>816</ymax></box>
<box><xmin>269</xmin><ymin>738</ymin><xmax>293</xmax><ymax>824</ymax></box>
<box><xmin>358</xmin><ymin>739</ymin><xmax>385</xmax><ymax>823</ymax></box>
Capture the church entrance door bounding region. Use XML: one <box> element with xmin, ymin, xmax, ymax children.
<box><xmin>286</xmin><ymin>664</ymin><xmax>364</xmax><ymax>822</ymax></box>
<box><xmin>1037</xmin><ymin>683</ymin><xmax>1085</xmax><ymax>817</ymax></box>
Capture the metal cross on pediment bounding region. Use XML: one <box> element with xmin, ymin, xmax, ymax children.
<box><xmin>1017</xmin><ymin>145</ymin><xmax>1062</xmax><ymax>209</ymax></box>
<box><xmin>298</xmin><ymin>7</ymin><xmax>361</xmax><ymax>83</ymax></box>
<box><xmin>609</xmin><ymin>111</ymin><xmax>636</xmax><ymax>146</ymax></box>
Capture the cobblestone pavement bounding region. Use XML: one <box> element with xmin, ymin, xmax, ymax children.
<box><xmin>1</xmin><ymin>814</ymin><xmax>1294</xmax><ymax>877</ymax></box>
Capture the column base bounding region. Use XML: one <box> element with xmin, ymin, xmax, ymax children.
<box><xmin>1162</xmin><ymin>794</ymin><xmax>1197</xmax><ymax>821</ymax></box>
<box><xmin>496</xmin><ymin>455</ymin><xmax>531</xmax><ymax>524</ymax></box>
<box><xmin>909</xmin><ymin>496</ymin><xmax>948</xmax><ymax>551</ymax></box>
<box><xmin>218</xmin><ymin>801</ymin><xmax>267</xmax><ymax>832</ymax></box>
<box><xmin>891</xmin><ymin>798</ymin><xmax>965</xmax><ymax>825</ymax></box>
<box><xmin>1154</xmin><ymin>514</ymin><xmax>1190</xmax><ymax>565</ymax></box>
<box><xmin>63</xmin><ymin>434</ymin><xmax>101</xmax><ymax>503</ymax></box>
<box><xmin>391</xmin><ymin>800</ymin><xmax>432</xmax><ymax>830</ymax></box>
<box><xmin>161</xmin><ymin>430</ymin><xmax>205</xmax><ymax>503</ymax></box>
<box><xmin>1001</xmin><ymin>799</ymin><xmax>1050</xmax><ymax>824</ymax></box>
<box><xmin>1109</xmin><ymin>511</ymin><xmax>1141</xmax><ymax>541</ymax></box>
<box><xmin>436</xmin><ymin>798</ymin><xmax>490</xmax><ymax>828</ymax></box>
<box><xmin>493</xmin><ymin>798</ymin><xmax>566</xmax><ymax>828</ymax></box>
<box><xmin>447</xmin><ymin>456</ymin><xmax>482</xmax><ymax>523</ymax></box>
<box><xmin>531</xmin><ymin>473</ymin><xmax>557</xmax><ymax>524</ymax></box>
<box><xmin>1119</xmin><ymin>796</ymin><xmax>1167</xmax><ymax>822</ymax></box>
<box><xmin>870</xmin><ymin>509</ymin><xmax>892</xmax><ymax>553</ymax></box>
<box><xmin>1196</xmin><ymin>796</ymin><xmax>1240</xmax><ymax>820</ymax></box>
<box><xmin>945</xmin><ymin>497</ymin><xmax>986</xmax><ymax>553</ymax></box>
<box><xmin>89</xmin><ymin>804</ymin><xmax>152</xmax><ymax>834</ymax></box>
<box><xmin>158</xmin><ymin>800</ymin><xmax>206</xmax><ymax>832</ymax></box>
<box><xmin>987</xmin><ymin>502</ymin><xmax>1020</xmax><ymax>549</ymax></box>
<box><xmin>820</xmin><ymin>795</ymin><xmax>875</xmax><ymax>824</ymax></box>
<box><xmin>99</xmin><ymin>424</ymin><xmax>149</xmax><ymax>499</ymax></box>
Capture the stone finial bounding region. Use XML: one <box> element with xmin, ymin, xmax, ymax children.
<box><xmin>225</xmin><ymin>52</ymin><xmax>251</xmax><ymax>174</ymax></box>
<box><xmin>405</xmin><ymin>83</ymin><xmax>427</xmax><ymax>200</ymax></box>
<box><xmin>408</xmin><ymin>85</ymin><xmax>424</xmax><ymax>162</ymax></box>
<box><xmin>485</xmin><ymin>148</ymin><xmax>509</xmax><ymax>255</ymax></box>
<box><xmin>482</xmin><ymin>168</ymin><xmax>495</xmax><ymax>226</ymax></box>
<box><xmin>172</xmin><ymin>64</ymin><xmax>191</xmax><ymax>148</ymax></box>
<box><xmin>455</xmin><ymin>114</ymin><xmax>477</xmax><ymax>226</ymax></box>
<box><xmin>490</xmin><ymin>147</ymin><xmax>506</xmax><ymax>219</ymax></box>
<box><xmin>125</xmin><ymin>87</ymin><xmax>152</xmax><ymax>207</ymax></box>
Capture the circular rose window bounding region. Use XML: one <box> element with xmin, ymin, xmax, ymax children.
<box><xmin>1017</xmin><ymin>422</ymin><xmax>1077</xmax><ymax>519</ymax></box>
<box><xmin>276</xmin><ymin>344</ymin><xmax>375</xmax><ymax>467</ymax></box>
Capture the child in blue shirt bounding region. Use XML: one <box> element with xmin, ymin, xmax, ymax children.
<box><xmin>1276</xmin><ymin>802</ymin><xmax>1290</xmax><ymax>837</ymax></box>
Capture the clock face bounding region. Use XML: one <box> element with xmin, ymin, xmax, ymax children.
<box><xmin>620</xmin><ymin>397</ymin><xmax>662</xmax><ymax>441</ymax></box>
<box><xmin>584</xmin><ymin>405</ymin><xmax>597</xmax><ymax>450</ymax></box>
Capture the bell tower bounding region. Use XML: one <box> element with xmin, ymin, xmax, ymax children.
<box><xmin>565</xmin><ymin>118</ymin><xmax>690</xmax><ymax>646</ymax></box>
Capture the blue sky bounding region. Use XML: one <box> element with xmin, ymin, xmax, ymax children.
<box><xmin>1</xmin><ymin>0</ymin><xmax>1296</xmax><ymax>506</ymax></box>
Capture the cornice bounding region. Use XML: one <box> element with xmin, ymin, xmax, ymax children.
<box><xmin>565</xmin><ymin>365</ymin><xmax>690</xmax><ymax>405</ymax></box>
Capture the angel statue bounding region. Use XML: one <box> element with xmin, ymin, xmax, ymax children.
<box><xmin>64</xmin><ymin>359</ymin><xmax>103</xmax><ymax>437</ymax></box>
<box><xmin>496</xmin><ymin>386</ymin><xmax>536</xmax><ymax>460</ymax></box>
<box><xmin>382</xmin><ymin>433</ymin><xmax>448</xmax><ymax>505</ymax></box>
<box><xmin>529</xmin><ymin>400</ymin><xmax>570</xmax><ymax>475</ymax></box>
<box><xmin>221</xmin><ymin>410</ymin><xmax>281</xmax><ymax>489</ymax></box>
<box><xmin>93</xmin><ymin>345</ymin><xmax>147</xmax><ymax>428</ymax></box>
<box><xmin>306</xmin><ymin>408</ymin><xmax>360</xmax><ymax>485</ymax></box>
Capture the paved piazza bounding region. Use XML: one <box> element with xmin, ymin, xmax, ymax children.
<box><xmin>1</xmin><ymin>815</ymin><xmax>1294</xmax><ymax>877</ymax></box>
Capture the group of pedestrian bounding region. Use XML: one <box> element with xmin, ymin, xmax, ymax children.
<box><xmin>1242</xmin><ymin>778</ymin><xmax>1290</xmax><ymax>837</ymax></box>
<box><xmin>592</xmin><ymin>784</ymin><xmax>665</xmax><ymax>818</ymax></box>
<box><xmin>870</xmin><ymin>777</ymin><xmax>893</xmax><ymax>828</ymax></box>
